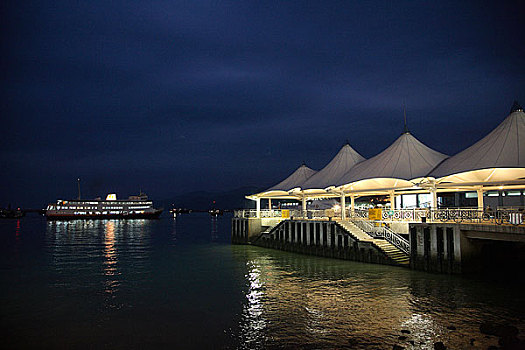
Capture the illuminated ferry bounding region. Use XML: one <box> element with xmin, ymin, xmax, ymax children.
<box><xmin>45</xmin><ymin>193</ymin><xmax>163</xmax><ymax>219</ymax></box>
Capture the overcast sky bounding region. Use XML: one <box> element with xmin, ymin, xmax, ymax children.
<box><xmin>1</xmin><ymin>0</ymin><xmax>524</xmax><ymax>207</ymax></box>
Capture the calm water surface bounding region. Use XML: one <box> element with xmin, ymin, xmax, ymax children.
<box><xmin>1</xmin><ymin>213</ymin><xmax>524</xmax><ymax>349</ymax></box>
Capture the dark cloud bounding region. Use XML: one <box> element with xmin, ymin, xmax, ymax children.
<box><xmin>1</xmin><ymin>0</ymin><xmax>524</xmax><ymax>206</ymax></box>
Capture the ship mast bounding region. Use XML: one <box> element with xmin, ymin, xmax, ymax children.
<box><xmin>77</xmin><ymin>178</ymin><xmax>81</xmax><ymax>200</ymax></box>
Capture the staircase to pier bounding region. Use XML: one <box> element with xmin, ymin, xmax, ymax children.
<box><xmin>252</xmin><ymin>221</ymin><xmax>282</xmax><ymax>243</ymax></box>
<box><xmin>336</xmin><ymin>220</ymin><xmax>410</xmax><ymax>266</ymax></box>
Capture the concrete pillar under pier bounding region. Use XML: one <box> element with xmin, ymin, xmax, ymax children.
<box><xmin>306</xmin><ymin>221</ymin><xmax>311</xmax><ymax>245</ymax></box>
<box><xmin>246</xmin><ymin>218</ymin><xmax>412</xmax><ymax>267</ymax></box>
<box><xmin>231</xmin><ymin>218</ymin><xmax>263</xmax><ymax>244</ymax></box>
<box><xmin>409</xmin><ymin>222</ymin><xmax>525</xmax><ymax>274</ymax></box>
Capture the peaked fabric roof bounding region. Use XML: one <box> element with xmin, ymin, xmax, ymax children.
<box><xmin>337</xmin><ymin>132</ymin><xmax>448</xmax><ymax>186</ymax></box>
<box><xmin>302</xmin><ymin>143</ymin><xmax>365</xmax><ymax>189</ymax></box>
<box><xmin>430</xmin><ymin>109</ymin><xmax>525</xmax><ymax>178</ymax></box>
<box><xmin>266</xmin><ymin>164</ymin><xmax>317</xmax><ymax>192</ymax></box>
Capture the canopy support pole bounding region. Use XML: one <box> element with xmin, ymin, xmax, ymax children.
<box><xmin>256</xmin><ymin>198</ymin><xmax>261</xmax><ymax>218</ymax></box>
<box><xmin>477</xmin><ymin>187</ymin><xmax>484</xmax><ymax>211</ymax></box>
<box><xmin>350</xmin><ymin>195</ymin><xmax>355</xmax><ymax>218</ymax></box>
<box><xmin>389</xmin><ymin>191</ymin><xmax>395</xmax><ymax>210</ymax></box>
<box><xmin>268</xmin><ymin>198</ymin><xmax>272</xmax><ymax>211</ymax></box>
<box><xmin>430</xmin><ymin>187</ymin><xmax>438</xmax><ymax>210</ymax></box>
<box><xmin>341</xmin><ymin>194</ymin><xmax>346</xmax><ymax>220</ymax></box>
<box><xmin>302</xmin><ymin>197</ymin><xmax>307</xmax><ymax>218</ymax></box>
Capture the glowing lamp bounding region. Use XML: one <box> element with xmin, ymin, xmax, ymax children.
<box><xmin>106</xmin><ymin>194</ymin><xmax>117</xmax><ymax>201</ymax></box>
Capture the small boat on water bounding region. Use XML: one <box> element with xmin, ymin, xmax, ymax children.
<box><xmin>170</xmin><ymin>208</ymin><xmax>192</xmax><ymax>214</ymax></box>
<box><xmin>45</xmin><ymin>192</ymin><xmax>163</xmax><ymax>220</ymax></box>
<box><xmin>209</xmin><ymin>209</ymin><xmax>224</xmax><ymax>216</ymax></box>
<box><xmin>0</xmin><ymin>207</ymin><xmax>25</xmax><ymax>219</ymax></box>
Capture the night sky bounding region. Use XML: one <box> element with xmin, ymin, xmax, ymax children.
<box><xmin>2</xmin><ymin>1</ymin><xmax>524</xmax><ymax>207</ymax></box>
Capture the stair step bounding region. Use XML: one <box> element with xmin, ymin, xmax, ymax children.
<box><xmin>390</xmin><ymin>256</ymin><xmax>408</xmax><ymax>260</ymax></box>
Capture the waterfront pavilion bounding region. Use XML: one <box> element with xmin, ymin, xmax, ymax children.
<box><xmin>245</xmin><ymin>102</ymin><xmax>525</xmax><ymax>222</ymax></box>
<box><xmin>246</xmin><ymin>128</ymin><xmax>449</xmax><ymax>218</ymax></box>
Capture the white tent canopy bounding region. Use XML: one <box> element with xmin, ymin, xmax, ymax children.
<box><xmin>302</xmin><ymin>143</ymin><xmax>365</xmax><ymax>190</ymax></box>
<box><xmin>247</xmin><ymin>164</ymin><xmax>317</xmax><ymax>200</ymax></box>
<box><xmin>430</xmin><ymin>107</ymin><xmax>525</xmax><ymax>185</ymax></box>
<box><xmin>266</xmin><ymin>163</ymin><xmax>317</xmax><ymax>191</ymax></box>
<box><xmin>336</xmin><ymin>132</ymin><xmax>448</xmax><ymax>191</ymax></box>
<box><xmin>247</xmin><ymin>103</ymin><xmax>525</xmax><ymax>205</ymax></box>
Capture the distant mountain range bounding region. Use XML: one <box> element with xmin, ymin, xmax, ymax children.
<box><xmin>160</xmin><ymin>186</ymin><xmax>265</xmax><ymax>211</ymax></box>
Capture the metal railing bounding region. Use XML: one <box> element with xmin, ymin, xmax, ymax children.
<box><xmin>381</xmin><ymin>208</ymin><xmax>429</xmax><ymax>222</ymax></box>
<box><xmin>233</xmin><ymin>209</ymin><xmax>333</xmax><ymax>219</ymax></box>
<box><xmin>352</xmin><ymin>219</ymin><xmax>410</xmax><ymax>254</ymax></box>
<box><xmin>374</xmin><ymin>208</ymin><xmax>524</xmax><ymax>226</ymax></box>
<box><xmin>429</xmin><ymin>208</ymin><xmax>482</xmax><ymax>223</ymax></box>
<box><xmin>352</xmin><ymin>209</ymin><xmax>369</xmax><ymax>219</ymax></box>
<box><xmin>234</xmin><ymin>208</ymin><xmax>525</xmax><ymax>226</ymax></box>
<box><xmin>233</xmin><ymin>209</ymin><xmax>284</xmax><ymax>218</ymax></box>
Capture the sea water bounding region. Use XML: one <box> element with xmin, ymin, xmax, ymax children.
<box><xmin>1</xmin><ymin>213</ymin><xmax>524</xmax><ymax>349</ymax></box>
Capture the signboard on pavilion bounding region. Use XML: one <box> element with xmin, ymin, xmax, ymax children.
<box><xmin>368</xmin><ymin>208</ymin><xmax>382</xmax><ymax>220</ymax></box>
<box><xmin>281</xmin><ymin>210</ymin><xmax>290</xmax><ymax>218</ymax></box>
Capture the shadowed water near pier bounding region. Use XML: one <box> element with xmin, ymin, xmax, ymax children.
<box><xmin>1</xmin><ymin>214</ymin><xmax>524</xmax><ymax>349</ymax></box>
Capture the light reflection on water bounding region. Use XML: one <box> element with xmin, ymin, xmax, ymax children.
<box><xmin>233</xmin><ymin>247</ymin><xmax>525</xmax><ymax>349</ymax></box>
<box><xmin>103</xmin><ymin>221</ymin><xmax>118</xmax><ymax>297</ymax></box>
<box><xmin>171</xmin><ymin>217</ymin><xmax>177</xmax><ymax>245</ymax></box>
<box><xmin>46</xmin><ymin>219</ymin><xmax>152</xmax><ymax>311</ymax></box>
<box><xmin>211</xmin><ymin>215</ymin><xmax>219</xmax><ymax>242</ymax></box>
<box><xmin>239</xmin><ymin>260</ymin><xmax>267</xmax><ymax>349</ymax></box>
